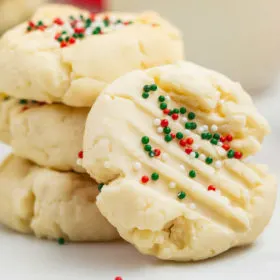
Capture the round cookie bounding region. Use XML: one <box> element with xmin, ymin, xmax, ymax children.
<box><xmin>0</xmin><ymin>0</ymin><xmax>46</xmax><ymax>34</ymax></box>
<box><xmin>0</xmin><ymin>4</ymin><xmax>184</xmax><ymax>107</ymax></box>
<box><xmin>0</xmin><ymin>154</ymin><xmax>119</xmax><ymax>241</ymax></box>
<box><xmin>83</xmin><ymin>61</ymin><xmax>276</xmax><ymax>261</ymax></box>
<box><xmin>0</xmin><ymin>95</ymin><xmax>88</xmax><ymax>172</ymax></box>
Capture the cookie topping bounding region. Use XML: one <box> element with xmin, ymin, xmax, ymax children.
<box><xmin>57</xmin><ymin>237</ymin><xmax>65</xmax><ymax>245</ymax></box>
<box><xmin>177</xmin><ymin>191</ymin><xmax>186</xmax><ymax>200</ymax></box>
<box><xmin>26</xmin><ymin>14</ymin><xmax>135</xmax><ymax>48</ymax></box>
<box><xmin>138</xmin><ymin>82</ymin><xmax>244</xmax><ymax>199</ymax></box>
<box><xmin>98</xmin><ymin>183</ymin><xmax>104</xmax><ymax>192</ymax></box>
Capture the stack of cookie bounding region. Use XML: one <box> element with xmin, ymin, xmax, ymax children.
<box><xmin>0</xmin><ymin>4</ymin><xmax>184</xmax><ymax>241</ymax></box>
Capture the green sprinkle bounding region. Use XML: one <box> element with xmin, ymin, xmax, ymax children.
<box><xmin>19</xmin><ymin>99</ymin><xmax>27</xmax><ymax>104</ymax></box>
<box><xmin>149</xmin><ymin>151</ymin><xmax>155</xmax><ymax>157</ymax></box>
<box><xmin>57</xmin><ymin>37</ymin><xmax>63</xmax><ymax>42</ymax></box>
<box><xmin>160</xmin><ymin>103</ymin><xmax>167</xmax><ymax>110</ymax></box>
<box><xmin>85</xmin><ymin>18</ymin><xmax>92</xmax><ymax>27</ymax></box>
<box><xmin>116</xmin><ymin>19</ymin><xmax>122</xmax><ymax>24</ymax></box>
<box><xmin>195</xmin><ymin>152</ymin><xmax>199</xmax><ymax>158</ymax></box>
<box><xmin>151</xmin><ymin>172</ymin><xmax>159</xmax><ymax>181</ymax></box>
<box><xmin>57</xmin><ymin>237</ymin><xmax>65</xmax><ymax>245</ymax></box>
<box><xmin>104</xmin><ymin>19</ymin><xmax>110</xmax><ymax>27</ymax></box>
<box><xmin>92</xmin><ymin>27</ymin><xmax>101</xmax><ymax>34</ymax></box>
<box><xmin>201</xmin><ymin>132</ymin><xmax>208</xmax><ymax>139</ymax></box>
<box><xmin>98</xmin><ymin>183</ymin><xmax>104</xmax><ymax>192</ymax></box>
<box><xmin>144</xmin><ymin>144</ymin><xmax>152</xmax><ymax>152</ymax></box>
<box><xmin>173</xmin><ymin>108</ymin><xmax>180</xmax><ymax>114</ymax></box>
<box><xmin>142</xmin><ymin>92</ymin><xmax>149</xmax><ymax>99</ymax></box>
<box><xmin>176</xmin><ymin>132</ymin><xmax>184</xmax><ymax>139</ymax></box>
<box><xmin>213</xmin><ymin>133</ymin><xmax>220</xmax><ymax>140</ymax></box>
<box><xmin>163</xmin><ymin>127</ymin><xmax>171</xmax><ymax>134</ymax></box>
<box><xmin>150</xmin><ymin>84</ymin><xmax>158</xmax><ymax>91</ymax></box>
<box><xmin>73</xmin><ymin>33</ymin><xmax>79</xmax><ymax>38</ymax></box>
<box><xmin>80</xmin><ymin>14</ymin><xmax>85</xmax><ymax>20</ymax></box>
<box><xmin>164</xmin><ymin>134</ymin><xmax>173</xmax><ymax>142</ymax></box>
<box><xmin>185</xmin><ymin>122</ymin><xmax>192</xmax><ymax>129</ymax></box>
<box><xmin>78</xmin><ymin>33</ymin><xmax>84</xmax><ymax>38</ymax></box>
<box><xmin>37</xmin><ymin>20</ymin><xmax>43</xmax><ymax>26</ymax></box>
<box><xmin>227</xmin><ymin>150</ymin><xmax>235</xmax><ymax>158</ymax></box>
<box><xmin>65</xmin><ymin>36</ymin><xmax>70</xmax><ymax>42</ymax></box>
<box><xmin>158</xmin><ymin>95</ymin><xmax>165</xmax><ymax>102</ymax></box>
<box><xmin>190</xmin><ymin>122</ymin><xmax>197</xmax><ymax>130</ymax></box>
<box><xmin>62</xmin><ymin>31</ymin><xmax>67</xmax><ymax>35</ymax></box>
<box><xmin>189</xmin><ymin>170</ymin><xmax>196</xmax><ymax>178</ymax></box>
<box><xmin>143</xmin><ymin>85</ymin><xmax>150</xmax><ymax>92</ymax></box>
<box><xmin>180</xmin><ymin>107</ymin><xmax>187</xmax><ymax>114</ymax></box>
<box><xmin>206</xmin><ymin>132</ymin><xmax>212</xmax><ymax>140</ymax></box>
<box><xmin>205</xmin><ymin>157</ymin><xmax>213</xmax><ymax>165</ymax></box>
<box><xmin>177</xmin><ymin>191</ymin><xmax>186</xmax><ymax>200</ymax></box>
<box><xmin>27</xmin><ymin>26</ymin><xmax>32</xmax><ymax>31</ymax></box>
<box><xmin>210</xmin><ymin>138</ymin><xmax>218</xmax><ymax>145</ymax></box>
<box><xmin>141</xmin><ymin>136</ymin><xmax>149</xmax><ymax>144</ymax></box>
<box><xmin>188</xmin><ymin>112</ymin><xmax>196</xmax><ymax>120</ymax></box>
<box><xmin>69</xmin><ymin>15</ymin><xmax>75</xmax><ymax>20</ymax></box>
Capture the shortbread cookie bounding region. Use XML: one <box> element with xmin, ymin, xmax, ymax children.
<box><xmin>0</xmin><ymin>4</ymin><xmax>184</xmax><ymax>107</ymax></box>
<box><xmin>0</xmin><ymin>96</ymin><xmax>88</xmax><ymax>172</ymax></box>
<box><xmin>0</xmin><ymin>155</ymin><xmax>119</xmax><ymax>241</ymax></box>
<box><xmin>83</xmin><ymin>61</ymin><xmax>276</xmax><ymax>261</ymax></box>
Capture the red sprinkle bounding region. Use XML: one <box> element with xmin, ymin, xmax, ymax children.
<box><xmin>186</xmin><ymin>138</ymin><xmax>194</xmax><ymax>145</ymax></box>
<box><xmin>222</xmin><ymin>144</ymin><xmax>230</xmax><ymax>151</ymax></box>
<box><xmin>220</xmin><ymin>136</ymin><xmax>226</xmax><ymax>143</ymax></box>
<box><xmin>172</xmin><ymin>113</ymin><xmax>179</xmax><ymax>120</ymax></box>
<box><xmin>124</xmin><ymin>21</ymin><xmax>130</xmax><ymax>25</ymax></box>
<box><xmin>74</xmin><ymin>27</ymin><xmax>85</xmax><ymax>33</ymax></box>
<box><xmin>208</xmin><ymin>185</ymin><xmax>216</xmax><ymax>191</ymax></box>
<box><xmin>234</xmin><ymin>151</ymin><xmax>243</xmax><ymax>159</ymax></box>
<box><xmin>54</xmin><ymin>33</ymin><xmax>61</xmax><ymax>40</ymax></box>
<box><xmin>37</xmin><ymin>26</ymin><xmax>46</xmax><ymax>31</ymax></box>
<box><xmin>163</xmin><ymin>109</ymin><xmax>170</xmax><ymax>115</ymax></box>
<box><xmin>141</xmin><ymin>176</ymin><xmax>149</xmax><ymax>184</ymax></box>
<box><xmin>226</xmin><ymin>134</ymin><xmax>233</xmax><ymax>142</ymax></box>
<box><xmin>90</xmin><ymin>13</ymin><xmax>96</xmax><ymax>21</ymax></box>
<box><xmin>53</xmin><ymin>18</ymin><xmax>64</xmax><ymax>25</ymax></box>
<box><xmin>69</xmin><ymin>37</ymin><xmax>76</xmax><ymax>44</ymax></box>
<box><xmin>78</xmin><ymin>151</ymin><xmax>83</xmax><ymax>159</ymax></box>
<box><xmin>154</xmin><ymin>149</ymin><xmax>161</xmax><ymax>157</ymax></box>
<box><xmin>179</xmin><ymin>139</ymin><xmax>187</xmax><ymax>147</ymax></box>
<box><xmin>21</xmin><ymin>106</ymin><xmax>29</xmax><ymax>112</ymax></box>
<box><xmin>161</xmin><ymin>119</ymin><xmax>169</xmax><ymax>127</ymax></box>
<box><xmin>115</xmin><ymin>277</ymin><xmax>123</xmax><ymax>280</ymax></box>
<box><xmin>28</xmin><ymin>21</ymin><xmax>35</xmax><ymax>27</ymax></box>
<box><xmin>60</xmin><ymin>41</ymin><xmax>68</xmax><ymax>48</ymax></box>
<box><xmin>171</xmin><ymin>133</ymin><xmax>176</xmax><ymax>139</ymax></box>
<box><xmin>185</xmin><ymin>148</ymin><xmax>192</xmax><ymax>155</ymax></box>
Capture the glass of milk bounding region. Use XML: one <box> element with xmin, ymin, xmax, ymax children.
<box><xmin>109</xmin><ymin>0</ymin><xmax>280</xmax><ymax>91</ymax></box>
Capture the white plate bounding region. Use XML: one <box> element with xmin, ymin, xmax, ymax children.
<box><xmin>1</xmin><ymin>81</ymin><xmax>280</xmax><ymax>280</ymax></box>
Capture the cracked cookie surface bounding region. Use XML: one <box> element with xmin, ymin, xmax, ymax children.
<box><xmin>83</xmin><ymin>61</ymin><xmax>276</xmax><ymax>261</ymax></box>
<box><xmin>0</xmin><ymin>154</ymin><xmax>119</xmax><ymax>241</ymax></box>
<box><xmin>0</xmin><ymin>4</ymin><xmax>183</xmax><ymax>107</ymax></box>
<box><xmin>0</xmin><ymin>96</ymin><xmax>88</xmax><ymax>172</ymax></box>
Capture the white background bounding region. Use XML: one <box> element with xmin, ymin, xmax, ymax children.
<box><xmin>0</xmin><ymin>80</ymin><xmax>280</xmax><ymax>279</ymax></box>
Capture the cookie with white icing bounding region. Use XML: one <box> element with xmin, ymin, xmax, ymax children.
<box><xmin>0</xmin><ymin>154</ymin><xmax>119</xmax><ymax>241</ymax></box>
<box><xmin>83</xmin><ymin>61</ymin><xmax>276</xmax><ymax>261</ymax></box>
<box><xmin>0</xmin><ymin>4</ymin><xmax>183</xmax><ymax>107</ymax></box>
<box><xmin>0</xmin><ymin>95</ymin><xmax>88</xmax><ymax>172</ymax></box>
